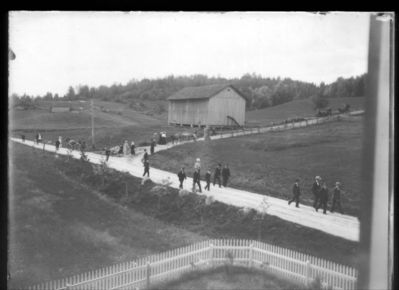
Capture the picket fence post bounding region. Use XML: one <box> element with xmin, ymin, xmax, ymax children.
<box><xmin>146</xmin><ymin>262</ymin><xmax>151</xmax><ymax>289</ymax></box>
<box><xmin>249</xmin><ymin>243</ymin><xmax>254</xmax><ymax>268</ymax></box>
<box><xmin>209</xmin><ymin>243</ymin><xmax>214</xmax><ymax>267</ymax></box>
<box><xmin>306</xmin><ymin>260</ymin><xmax>312</xmax><ymax>286</ymax></box>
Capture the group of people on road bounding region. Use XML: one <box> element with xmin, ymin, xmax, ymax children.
<box><xmin>20</xmin><ymin>132</ymin><xmax>347</xmax><ymax>217</ymax></box>
<box><xmin>177</xmin><ymin>159</ymin><xmax>231</xmax><ymax>193</ymax></box>
<box><xmin>105</xmin><ymin>140</ymin><xmax>136</xmax><ymax>161</ymax></box>
<box><xmin>288</xmin><ymin>175</ymin><xmax>344</xmax><ymax>214</ymax></box>
<box><xmin>35</xmin><ymin>132</ymin><xmax>42</xmax><ymax>144</ymax></box>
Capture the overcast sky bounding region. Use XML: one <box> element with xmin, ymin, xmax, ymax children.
<box><xmin>9</xmin><ymin>11</ymin><xmax>370</xmax><ymax>96</ymax></box>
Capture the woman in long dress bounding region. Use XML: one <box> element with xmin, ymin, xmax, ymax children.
<box><xmin>123</xmin><ymin>140</ymin><xmax>130</xmax><ymax>156</ymax></box>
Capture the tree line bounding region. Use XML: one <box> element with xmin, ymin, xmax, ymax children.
<box><xmin>11</xmin><ymin>73</ymin><xmax>366</xmax><ymax>111</ymax></box>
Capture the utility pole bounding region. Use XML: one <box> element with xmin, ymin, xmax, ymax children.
<box><xmin>91</xmin><ymin>98</ymin><xmax>95</xmax><ymax>149</ymax></box>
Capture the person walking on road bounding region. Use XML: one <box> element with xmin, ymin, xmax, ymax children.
<box><xmin>312</xmin><ymin>176</ymin><xmax>322</xmax><ymax>209</ymax></box>
<box><xmin>130</xmin><ymin>141</ymin><xmax>136</xmax><ymax>155</ymax></box>
<box><xmin>222</xmin><ymin>164</ymin><xmax>231</xmax><ymax>187</ymax></box>
<box><xmin>21</xmin><ymin>134</ymin><xmax>25</xmax><ymax>142</ymax></box>
<box><xmin>194</xmin><ymin>158</ymin><xmax>201</xmax><ymax>173</ymax></box>
<box><xmin>288</xmin><ymin>179</ymin><xmax>301</xmax><ymax>207</ymax></box>
<box><xmin>36</xmin><ymin>132</ymin><xmax>42</xmax><ymax>144</ymax></box>
<box><xmin>177</xmin><ymin>167</ymin><xmax>187</xmax><ymax>189</ymax></box>
<box><xmin>192</xmin><ymin>168</ymin><xmax>202</xmax><ymax>193</ymax></box>
<box><xmin>55</xmin><ymin>139</ymin><xmax>60</xmax><ymax>151</ymax></box>
<box><xmin>143</xmin><ymin>159</ymin><xmax>150</xmax><ymax>177</ymax></box>
<box><xmin>204</xmin><ymin>169</ymin><xmax>211</xmax><ymax>191</ymax></box>
<box><xmin>316</xmin><ymin>182</ymin><xmax>329</xmax><ymax>214</ymax></box>
<box><xmin>105</xmin><ymin>147</ymin><xmax>111</xmax><ymax>162</ymax></box>
<box><xmin>142</xmin><ymin>149</ymin><xmax>149</xmax><ymax>163</ymax></box>
<box><xmin>123</xmin><ymin>140</ymin><xmax>130</xmax><ymax>156</ymax></box>
<box><xmin>331</xmin><ymin>182</ymin><xmax>343</xmax><ymax>214</ymax></box>
<box><xmin>213</xmin><ymin>163</ymin><xmax>222</xmax><ymax>188</ymax></box>
<box><xmin>150</xmin><ymin>139</ymin><xmax>156</xmax><ymax>155</ymax></box>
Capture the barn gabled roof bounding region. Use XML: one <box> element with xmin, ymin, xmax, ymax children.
<box><xmin>167</xmin><ymin>83</ymin><xmax>246</xmax><ymax>101</ymax></box>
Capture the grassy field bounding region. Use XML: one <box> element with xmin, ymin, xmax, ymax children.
<box><xmin>10</xmin><ymin>102</ymin><xmax>190</xmax><ymax>150</ymax></box>
<box><xmin>150</xmin><ymin>266</ymin><xmax>304</xmax><ymax>290</ymax></box>
<box><xmin>8</xmin><ymin>143</ymin><xmax>206</xmax><ymax>289</ymax></box>
<box><xmin>149</xmin><ymin>117</ymin><xmax>363</xmax><ymax>216</ymax></box>
<box><xmin>246</xmin><ymin>97</ymin><xmax>364</xmax><ymax>125</ymax></box>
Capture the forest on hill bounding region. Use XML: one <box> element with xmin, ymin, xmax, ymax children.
<box><xmin>11</xmin><ymin>73</ymin><xmax>366</xmax><ymax>111</ymax></box>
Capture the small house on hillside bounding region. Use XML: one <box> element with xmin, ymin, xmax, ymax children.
<box><xmin>167</xmin><ymin>84</ymin><xmax>246</xmax><ymax>127</ymax></box>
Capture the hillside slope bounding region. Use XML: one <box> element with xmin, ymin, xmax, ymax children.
<box><xmin>247</xmin><ymin>97</ymin><xmax>364</xmax><ymax>124</ymax></box>
<box><xmin>8</xmin><ymin>144</ymin><xmax>205</xmax><ymax>288</ymax></box>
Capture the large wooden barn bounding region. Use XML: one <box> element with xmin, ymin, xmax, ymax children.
<box><xmin>167</xmin><ymin>84</ymin><xmax>246</xmax><ymax>127</ymax></box>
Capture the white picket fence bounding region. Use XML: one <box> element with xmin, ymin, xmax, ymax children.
<box><xmin>27</xmin><ymin>239</ymin><xmax>357</xmax><ymax>290</ymax></box>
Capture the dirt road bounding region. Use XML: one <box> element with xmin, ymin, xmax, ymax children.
<box><xmin>11</xmin><ymin>138</ymin><xmax>360</xmax><ymax>242</ymax></box>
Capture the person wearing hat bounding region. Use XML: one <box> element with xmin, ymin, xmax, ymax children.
<box><xmin>192</xmin><ymin>168</ymin><xmax>202</xmax><ymax>193</ymax></box>
<box><xmin>288</xmin><ymin>179</ymin><xmax>301</xmax><ymax>207</ymax></box>
<box><xmin>143</xmin><ymin>159</ymin><xmax>150</xmax><ymax>177</ymax></box>
<box><xmin>177</xmin><ymin>167</ymin><xmax>187</xmax><ymax>189</ymax></box>
<box><xmin>312</xmin><ymin>176</ymin><xmax>322</xmax><ymax>209</ymax></box>
<box><xmin>150</xmin><ymin>138</ymin><xmax>156</xmax><ymax>154</ymax></box>
<box><xmin>213</xmin><ymin>163</ymin><xmax>222</xmax><ymax>188</ymax></box>
<box><xmin>316</xmin><ymin>182</ymin><xmax>329</xmax><ymax>214</ymax></box>
<box><xmin>55</xmin><ymin>138</ymin><xmax>60</xmax><ymax>151</ymax></box>
<box><xmin>331</xmin><ymin>182</ymin><xmax>343</xmax><ymax>214</ymax></box>
<box><xmin>222</xmin><ymin>164</ymin><xmax>231</xmax><ymax>187</ymax></box>
<box><xmin>204</xmin><ymin>168</ymin><xmax>211</xmax><ymax>191</ymax></box>
<box><xmin>142</xmin><ymin>149</ymin><xmax>149</xmax><ymax>164</ymax></box>
<box><xmin>105</xmin><ymin>147</ymin><xmax>111</xmax><ymax>162</ymax></box>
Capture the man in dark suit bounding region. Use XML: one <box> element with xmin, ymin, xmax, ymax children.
<box><xmin>177</xmin><ymin>167</ymin><xmax>187</xmax><ymax>189</ymax></box>
<box><xmin>288</xmin><ymin>179</ymin><xmax>301</xmax><ymax>207</ymax></box>
<box><xmin>312</xmin><ymin>176</ymin><xmax>322</xmax><ymax>209</ymax></box>
<box><xmin>143</xmin><ymin>159</ymin><xmax>150</xmax><ymax>177</ymax></box>
<box><xmin>192</xmin><ymin>169</ymin><xmax>202</xmax><ymax>193</ymax></box>
<box><xmin>150</xmin><ymin>139</ymin><xmax>156</xmax><ymax>154</ymax></box>
<box><xmin>222</xmin><ymin>164</ymin><xmax>231</xmax><ymax>187</ymax></box>
<box><xmin>331</xmin><ymin>181</ymin><xmax>343</xmax><ymax>214</ymax></box>
<box><xmin>105</xmin><ymin>147</ymin><xmax>111</xmax><ymax>162</ymax></box>
<box><xmin>316</xmin><ymin>182</ymin><xmax>329</xmax><ymax>214</ymax></box>
<box><xmin>204</xmin><ymin>169</ymin><xmax>211</xmax><ymax>191</ymax></box>
<box><xmin>142</xmin><ymin>149</ymin><xmax>149</xmax><ymax>163</ymax></box>
<box><xmin>213</xmin><ymin>163</ymin><xmax>222</xmax><ymax>188</ymax></box>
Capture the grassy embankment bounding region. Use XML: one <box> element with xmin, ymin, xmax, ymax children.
<box><xmin>8</xmin><ymin>144</ymin><xmax>206</xmax><ymax>288</ymax></box>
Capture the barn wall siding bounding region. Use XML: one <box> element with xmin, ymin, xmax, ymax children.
<box><xmin>168</xmin><ymin>87</ymin><xmax>246</xmax><ymax>126</ymax></box>
<box><xmin>168</xmin><ymin>99</ymin><xmax>208</xmax><ymax>125</ymax></box>
<box><xmin>207</xmin><ymin>88</ymin><xmax>246</xmax><ymax>125</ymax></box>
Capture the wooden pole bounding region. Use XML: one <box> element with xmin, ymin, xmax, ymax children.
<box><xmin>358</xmin><ymin>13</ymin><xmax>393</xmax><ymax>290</ymax></box>
<box><xmin>91</xmin><ymin>98</ymin><xmax>95</xmax><ymax>149</ymax></box>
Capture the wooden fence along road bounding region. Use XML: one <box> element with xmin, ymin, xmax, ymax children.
<box><xmin>26</xmin><ymin>239</ymin><xmax>358</xmax><ymax>290</ymax></box>
<box><xmin>136</xmin><ymin>112</ymin><xmax>364</xmax><ymax>155</ymax></box>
